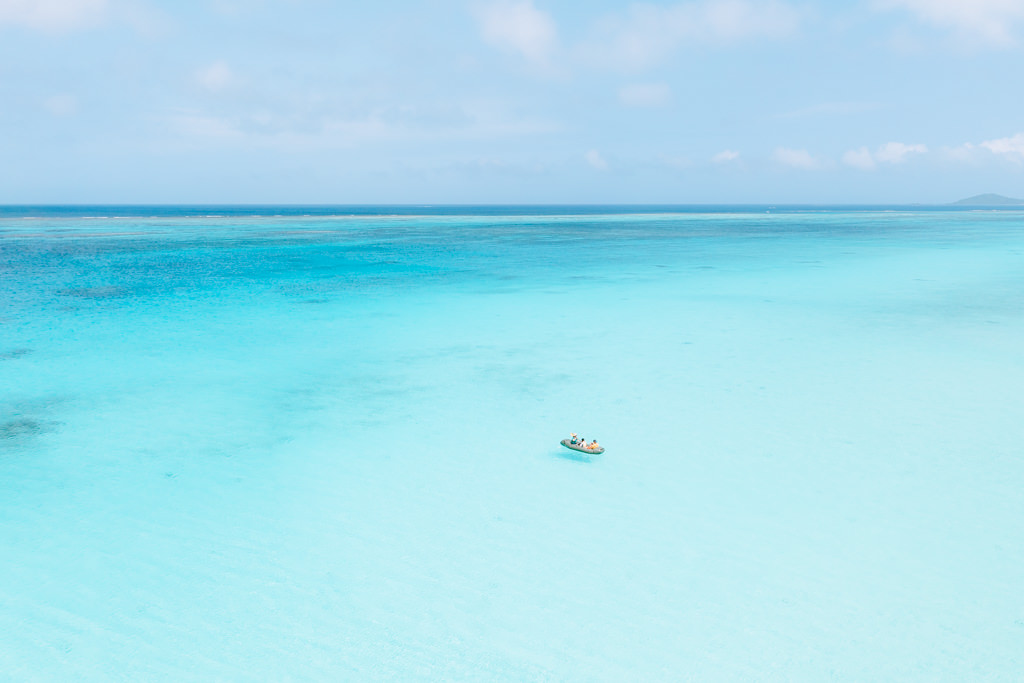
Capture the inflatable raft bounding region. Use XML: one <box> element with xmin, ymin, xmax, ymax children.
<box><xmin>561</xmin><ymin>438</ymin><xmax>605</xmax><ymax>455</ymax></box>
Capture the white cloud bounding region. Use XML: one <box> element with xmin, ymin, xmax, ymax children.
<box><xmin>0</xmin><ymin>0</ymin><xmax>107</xmax><ymax>32</ymax></box>
<box><xmin>585</xmin><ymin>149</ymin><xmax>609</xmax><ymax>170</ymax></box>
<box><xmin>712</xmin><ymin>149</ymin><xmax>740</xmax><ymax>163</ymax></box>
<box><xmin>943</xmin><ymin>133</ymin><xmax>1024</xmax><ymax>163</ymax></box>
<box><xmin>774</xmin><ymin>147</ymin><xmax>819</xmax><ymax>170</ymax></box>
<box><xmin>980</xmin><ymin>132</ymin><xmax>1024</xmax><ymax>161</ymax></box>
<box><xmin>582</xmin><ymin>0</ymin><xmax>800</xmax><ymax>70</ymax></box>
<box><xmin>44</xmin><ymin>94</ymin><xmax>78</xmax><ymax>116</ymax></box>
<box><xmin>878</xmin><ymin>0</ymin><xmax>1024</xmax><ymax>46</ymax></box>
<box><xmin>842</xmin><ymin>142</ymin><xmax>927</xmax><ymax>170</ymax></box>
<box><xmin>618</xmin><ymin>82</ymin><xmax>670</xmax><ymax>107</ymax></box>
<box><xmin>474</xmin><ymin>0</ymin><xmax>557</xmax><ymax>65</ymax></box>
<box><xmin>875</xmin><ymin>141</ymin><xmax>927</xmax><ymax>163</ymax></box>
<box><xmin>196</xmin><ymin>61</ymin><xmax>233</xmax><ymax>92</ymax></box>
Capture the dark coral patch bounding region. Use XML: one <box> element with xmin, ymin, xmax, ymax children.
<box><xmin>1</xmin><ymin>418</ymin><xmax>45</xmax><ymax>440</ymax></box>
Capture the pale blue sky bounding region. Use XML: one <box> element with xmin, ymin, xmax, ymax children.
<box><xmin>2</xmin><ymin>0</ymin><xmax>1024</xmax><ymax>203</ymax></box>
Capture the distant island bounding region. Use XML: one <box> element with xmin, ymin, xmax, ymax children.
<box><xmin>952</xmin><ymin>193</ymin><xmax>1024</xmax><ymax>206</ymax></box>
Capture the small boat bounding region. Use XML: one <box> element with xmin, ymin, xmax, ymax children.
<box><xmin>561</xmin><ymin>438</ymin><xmax>605</xmax><ymax>455</ymax></box>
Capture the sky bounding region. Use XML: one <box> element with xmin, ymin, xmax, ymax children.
<box><xmin>2</xmin><ymin>0</ymin><xmax>1024</xmax><ymax>204</ymax></box>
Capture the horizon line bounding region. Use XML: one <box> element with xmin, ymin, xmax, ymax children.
<box><xmin>2</xmin><ymin>202</ymin><xmax>1019</xmax><ymax>208</ymax></box>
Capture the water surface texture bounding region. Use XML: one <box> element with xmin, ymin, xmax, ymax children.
<box><xmin>2</xmin><ymin>207</ymin><xmax>1023</xmax><ymax>679</ymax></box>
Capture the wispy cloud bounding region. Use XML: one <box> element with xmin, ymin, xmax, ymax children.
<box><xmin>169</xmin><ymin>112</ymin><xmax>245</xmax><ymax>141</ymax></box>
<box><xmin>585</xmin><ymin>149</ymin><xmax>609</xmax><ymax>170</ymax></box>
<box><xmin>473</xmin><ymin>0</ymin><xmax>557</xmax><ymax>65</ymax></box>
<box><xmin>618</xmin><ymin>82</ymin><xmax>671</xmax><ymax>107</ymax></box>
<box><xmin>44</xmin><ymin>93</ymin><xmax>78</xmax><ymax>116</ymax></box>
<box><xmin>940</xmin><ymin>142</ymin><xmax>980</xmax><ymax>162</ymax></box>
<box><xmin>164</xmin><ymin>101</ymin><xmax>561</xmax><ymax>150</ymax></box>
<box><xmin>712</xmin><ymin>149</ymin><xmax>740</xmax><ymax>163</ymax></box>
<box><xmin>842</xmin><ymin>147</ymin><xmax>876</xmax><ymax>170</ymax></box>
<box><xmin>661</xmin><ymin>154</ymin><xmax>693</xmax><ymax>170</ymax></box>
<box><xmin>779</xmin><ymin>101</ymin><xmax>882</xmax><ymax>118</ymax></box>
<box><xmin>473</xmin><ymin>1</ymin><xmax>799</xmax><ymax>74</ymax></box>
<box><xmin>0</xmin><ymin>0</ymin><xmax>108</xmax><ymax>32</ymax></box>
<box><xmin>195</xmin><ymin>61</ymin><xmax>233</xmax><ymax>92</ymax></box>
<box><xmin>877</xmin><ymin>0</ymin><xmax>1024</xmax><ymax>46</ymax></box>
<box><xmin>875</xmin><ymin>141</ymin><xmax>927</xmax><ymax>163</ymax></box>
<box><xmin>580</xmin><ymin>0</ymin><xmax>800</xmax><ymax>70</ymax></box>
<box><xmin>774</xmin><ymin>147</ymin><xmax>820</xmax><ymax>170</ymax></box>
<box><xmin>0</xmin><ymin>0</ymin><xmax>168</xmax><ymax>36</ymax></box>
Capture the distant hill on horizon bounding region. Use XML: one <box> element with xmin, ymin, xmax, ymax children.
<box><xmin>952</xmin><ymin>193</ymin><xmax>1024</xmax><ymax>206</ymax></box>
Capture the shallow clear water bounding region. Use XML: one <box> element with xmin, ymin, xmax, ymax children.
<box><xmin>2</xmin><ymin>208</ymin><xmax>1023</xmax><ymax>679</ymax></box>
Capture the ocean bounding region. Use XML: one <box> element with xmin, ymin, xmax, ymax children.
<box><xmin>2</xmin><ymin>206</ymin><xmax>1023</xmax><ymax>679</ymax></box>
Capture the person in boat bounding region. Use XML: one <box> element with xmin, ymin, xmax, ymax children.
<box><xmin>570</xmin><ymin>432</ymin><xmax>578</xmax><ymax>444</ymax></box>
<box><xmin>588</xmin><ymin>439</ymin><xmax>600</xmax><ymax>450</ymax></box>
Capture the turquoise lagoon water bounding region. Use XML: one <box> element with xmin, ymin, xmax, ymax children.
<box><xmin>2</xmin><ymin>207</ymin><xmax>1023</xmax><ymax>679</ymax></box>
